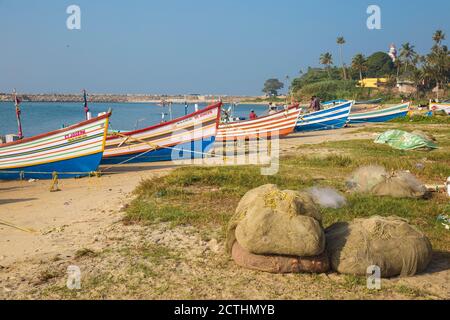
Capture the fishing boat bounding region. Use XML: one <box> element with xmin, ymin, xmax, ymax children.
<box><xmin>101</xmin><ymin>102</ymin><xmax>222</xmax><ymax>164</ymax></box>
<box><xmin>322</xmin><ymin>98</ymin><xmax>382</xmax><ymax>107</ymax></box>
<box><xmin>355</xmin><ymin>98</ymin><xmax>383</xmax><ymax>105</ymax></box>
<box><xmin>321</xmin><ymin>99</ymin><xmax>347</xmax><ymax>107</ymax></box>
<box><xmin>348</xmin><ymin>102</ymin><xmax>410</xmax><ymax>124</ymax></box>
<box><xmin>0</xmin><ymin>90</ymin><xmax>111</xmax><ymax>180</ymax></box>
<box><xmin>216</xmin><ymin>104</ymin><xmax>301</xmax><ymax>141</ymax></box>
<box><xmin>295</xmin><ymin>100</ymin><xmax>353</xmax><ymax>132</ymax></box>
<box><xmin>430</xmin><ymin>103</ymin><xmax>450</xmax><ymax>115</ymax></box>
<box><xmin>0</xmin><ymin>114</ymin><xmax>111</xmax><ymax>180</ymax></box>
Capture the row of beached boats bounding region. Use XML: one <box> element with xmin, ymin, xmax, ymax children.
<box><xmin>0</xmin><ymin>95</ymin><xmax>446</xmax><ymax>180</ymax></box>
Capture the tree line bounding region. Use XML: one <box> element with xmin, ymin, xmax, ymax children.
<box><xmin>263</xmin><ymin>30</ymin><xmax>449</xmax><ymax>101</ymax></box>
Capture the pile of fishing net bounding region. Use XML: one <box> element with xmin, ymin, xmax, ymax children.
<box><xmin>326</xmin><ymin>216</ymin><xmax>432</xmax><ymax>277</ymax></box>
<box><xmin>227</xmin><ymin>184</ymin><xmax>432</xmax><ymax>277</ymax></box>
<box><xmin>346</xmin><ymin>165</ymin><xmax>428</xmax><ymax>199</ymax></box>
<box><xmin>374</xmin><ymin>129</ymin><xmax>438</xmax><ymax>150</ymax></box>
<box><xmin>226</xmin><ymin>184</ymin><xmax>329</xmax><ymax>274</ymax></box>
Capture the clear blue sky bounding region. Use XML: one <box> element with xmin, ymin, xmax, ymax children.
<box><xmin>0</xmin><ymin>0</ymin><xmax>448</xmax><ymax>95</ymax></box>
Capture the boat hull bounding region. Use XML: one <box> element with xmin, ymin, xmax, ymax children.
<box><xmin>216</xmin><ymin>105</ymin><xmax>300</xmax><ymax>141</ymax></box>
<box><xmin>0</xmin><ymin>114</ymin><xmax>110</xmax><ymax>180</ymax></box>
<box><xmin>101</xmin><ymin>103</ymin><xmax>221</xmax><ymax>165</ymax></box>
<box><xmin>295</xmin><ymin>101</ymin><xmax>353</xmax><ymax>132</ymax></box>
<box><xmin>430</xmin><ymin>103</ymin><xmax>450</xmax><ymax>115</ymax></box>
<box><xmin>348</xmin><ymin>103</ymin><xmax>410</xmax><ymax>124</ymax></box>
<box><xmin>0</xmin><ymin>152</ymin><xmax>103</xmax><ymax>180</ymax></box>
<box><xmin>101</xmin><ymin>137</ymin><xmax>215</xmax><ymax>165</ymax></box>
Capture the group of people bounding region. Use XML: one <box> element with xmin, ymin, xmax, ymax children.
<box><xmin>248</xmin><ymin>96</ymin><xmax>321</xmax><ymax>119</ymax></box>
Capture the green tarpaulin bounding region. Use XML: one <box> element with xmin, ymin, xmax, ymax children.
<box><xmin>374</xmin><ymin>130</ymin><xmax>438</xmax><ymax>150</ymax></box>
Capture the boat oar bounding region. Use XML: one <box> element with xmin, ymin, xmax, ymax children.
<box><xmin>0</xmin><ymin>218</ymin><xmax>37</xmax><ymax>234</ymax></box>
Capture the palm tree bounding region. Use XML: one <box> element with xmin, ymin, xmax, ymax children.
<box><xmin>426</xmin><ymin>43</ymin><xmax>449</xmax><ymax>99</ymax></box>
<box><xmin>433</xmin><ymin>30</ymin><xmax>446</xmax><ymax>46</ymax></box>
<box><xmin>400</xmin><ymin>42</ymin><xmax>417</xmax><ymax>73</ymax></box>
<box><xmin>285</xmin><ymin>75</ymin><xmax>290</xmax><ymax>97</ymax></box>
<box><xmin>351</xmin><ymin>53</ymin><xmax>367</xmax><ymax>81</ymax></box>
<box><xmin>337</xmin><ymin>36</ymin><xmax>347</xmax><ymax>80</ymax></box>
<box><xmin>320</xmin><ymin>52</ymin><xmax>333</xmax><ymax>78</ymax></box>
<box><xmin>410</xmin><ymin>68</ymin><xmax>424</xmax><ymax>99</ymax></box>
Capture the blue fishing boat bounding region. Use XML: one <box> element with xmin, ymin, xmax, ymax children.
<box><xmin>295</xmin><ymin>101</ymin><xmax>353</xmax><ymax>132</ymax></box>
<box><xmin>348</xmin><ymin>102</ymin><xmax>410</xmax><ymax>124</ymax></box>
<box><xmin>355</xmin><ymin>98</ymin><xmax>383</xmax><ymax>105</ymax></box>
<box><xmin>321</xmin><ymin>99</ymin><xmax>347</xmax><ymax>107</ymax></box>
<box><xmin>0</xmin><ymin>91</ymin><xmax>111</xmax><ymax>180</ymax></box>
<box><xmin>0</xmin><ymin>114</ymin><xmax>111</xmax><ymax>180</ymax></box>
<box><xmin>101</xmin><ymin>102</ymin><xmax>222</xmax><ymax>165</ymax></box>
<box><xmin>322</xmin><ymin>98</ymin><xmax>383</xmax><ymax>107</ymax></box>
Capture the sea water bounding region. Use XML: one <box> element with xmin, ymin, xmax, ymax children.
<box><xmin>0</xmin><ymin>102</ymin><xmax>269</xmax><ymax>137</ymax></box>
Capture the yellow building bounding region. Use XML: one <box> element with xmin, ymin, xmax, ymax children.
<box><xmin>357</xmin><ymin>78</ymin><xmax>388</xmax><ymax>88</ymax></box>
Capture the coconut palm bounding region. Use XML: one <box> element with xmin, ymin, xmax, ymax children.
<box><xmin>433</xmin><ymin>30</ymin><xmax>446</xmax><ymax>46</ymax></box>
<box><xmin>337</xmin><ymin>36</ymin><xmax>347</xmax><ymax>80</ymax></box>
<box><xmin>426</xmin><ymin>43</ymin><xmax>449</xmax><ymax>99</ymax></box>
<box><xmin>410</xmin><ymin>68</ymin><xmax>424</xmax><ymax>99</ymax></box>
<box><xmin>351</xmin><ymin>53</ymin><xmax>367</xmax><ymax>81</ymax></box>
<box><xmin>285</xmin><ymin>75</ymin><xmax>290</xmax><ymax>96</ymax></box>
<box><xmin>400</xmin><ymin>42</ymin><xmax>417</xmax><ymax>73</ymax></box>
<box><xmin>320</xmin><ymin>52</ymin><xmax>333</xmax><ymax>78</ymax></box>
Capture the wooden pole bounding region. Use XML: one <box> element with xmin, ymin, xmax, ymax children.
<box><xmin>13</xmin><ymin>89</ymin><xmax>23</xmax><ymax>139</ymax></box>
<box><xmin>83</xmin><ymin>89</ymin><xmax>90</xmax><ymax>120</ymax></box>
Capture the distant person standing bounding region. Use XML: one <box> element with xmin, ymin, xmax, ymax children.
<box><xmin>268</xmin><ymin>102</ymin><xmax>277</xmax><ymax>115</ymax></box>
<box><xmin>249</xmin><ymin>110</ymin><xmax>257</xmax><ymax>120</ymax></box>
<box><xmin>310</xmin><ymin>96</ymin><xmax>321</xmax><ymax>111</ymax></box>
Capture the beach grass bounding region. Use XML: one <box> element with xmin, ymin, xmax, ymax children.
<box><xmin>126</xmin><ymin>136</ymin><xmax>450</xmax><ymax>251</ymax></box>
<box><xmin>27</xmin><ymin>131</ymin><xmax>449</xmax><ymax>300</ymax></box>
<box><xmin>389</xmin><ymin>115</ymin><xmax>450</xmax><ymax>124</ymax></box>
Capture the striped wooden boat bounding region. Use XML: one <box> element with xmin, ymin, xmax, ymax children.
<box><xmin>321</xmin><ymin>99</ymin><xmax>347</xmax><ymax>107</ymax></box>
<box><xmin>348</xmin><ymin>102</ymin><xmax>410</xmax><ymax>124</ymax></box>
<box><xmin>101</xmin><ymin>102</ymin><xmax>222</xmax><ymax>164</ymax></box>
<box><xmin>430</xmin><ymin>103</ymin><xmax>450</xmax><ymax>115</ymax></box>
<box><xmin>216</xmin><ymin>104</ymin><xmax>301</xmax><ymax>141</ymax></box>
<box><xmin>0</xmin><ymin>113</ymin><xmax>111</xmax><ymax>180</ymax></box>
<box><xmin>295</xmin><ymin>101</ymin><xmax>353</xmax><ymax>132</ymax></box>
<box><xmin>355</xmin><ymin>98</ymin><xmax>383</xmax><ymax>105</ymax></box>
<box><xmin>323</xmin><ymin>98</ymin><xmax>382</xmax><ymax>107</ymax></box>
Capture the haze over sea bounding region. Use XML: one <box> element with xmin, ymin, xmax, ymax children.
<box><xmin>0</xmin><ymin>102</ymin><xmax>267</xmax><ymax>137</ymax></box>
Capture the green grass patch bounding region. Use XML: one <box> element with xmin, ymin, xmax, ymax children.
<box><xmin>125</xmin><ymin>138</ymin><xmax>450</xmax><ymax>251</ymax></box>
<box><xmin>390</xmin><ymin>115</ymin><xmax>450</xmax><ymax>124</ymax></box>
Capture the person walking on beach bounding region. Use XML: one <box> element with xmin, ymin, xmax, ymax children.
<box><xmin>249</xmin><ymin>109</ymin><xmax>257</xmax><ymax>120</ymax></box>
<box><xmin>310</xmin><ymin>96</ymin><xmax>321</xmax><ymax>111</ymax></box>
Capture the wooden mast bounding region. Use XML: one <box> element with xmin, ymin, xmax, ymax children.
<box><xmin>13</xmin><ymin>89</ymin><xmax>23</xmax><ymax>139</ymax></box>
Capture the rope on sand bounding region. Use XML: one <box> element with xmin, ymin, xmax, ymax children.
<box><xmin>0</xmin><ymin>218</ymin><xmax>37</xmax><ymax>234</ymax></box>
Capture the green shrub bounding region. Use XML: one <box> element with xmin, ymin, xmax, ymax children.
<box><xmin>296</xmin><ymin>80</ymin><xmax>358</xmax><ymax>101</ymax></box>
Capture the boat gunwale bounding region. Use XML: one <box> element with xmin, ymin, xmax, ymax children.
<box><xmin>219</xmin><ymin>104</ymin><xmax>300</xmax><ymax>127</ymax></box>
<box><xmin>349</xmin><ymin>102</ymin><xmax>410</xmax><ymax>118</ymax></box>
<box><xmin>106</xmin><ymin>102</ymin><xmax>222</xmax><ymax>141</ymax></box>
<box><xmin>0</xmin><ymin>112</ymin><xmax>111</xmax><ymax>148</ymax></box>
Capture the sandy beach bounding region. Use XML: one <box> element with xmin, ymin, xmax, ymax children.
<box><xmin>1</xmin><ymin>125</ymin><xmax>448</xmax><ymax>299</ymax></box>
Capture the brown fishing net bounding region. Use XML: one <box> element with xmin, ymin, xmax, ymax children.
<box><xmin>347</xmin><ymin>166</ymin><xmax>427</xmax><ymax>198</ymax></box>
<box><xmin>326</xmin><ymin>216</ymin><xmax>432</xmax><ymax>277</ymax></box>
<box><xmin>226</xmin><ymin>184</ymin><xmax>325</xmax><ymax>257</ymax></box>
